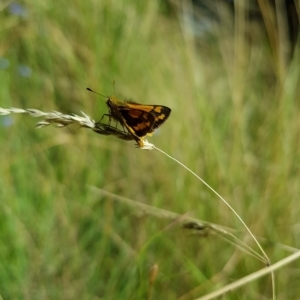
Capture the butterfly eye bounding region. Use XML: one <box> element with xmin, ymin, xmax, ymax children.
<box><xmin>106</xmin><ymin>99</ymin><xmax>113</xmax><ymax>107</ymax></box>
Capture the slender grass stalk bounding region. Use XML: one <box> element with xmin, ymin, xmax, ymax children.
<box><xmin>153</xmin><ymin>145</ymin><xmax>276</xmax><ymax>299</ymax></box>
<box><xmin>154</xmin><ymin>146</ymin><xmax>269</xmax><ymax>262</ymax></box>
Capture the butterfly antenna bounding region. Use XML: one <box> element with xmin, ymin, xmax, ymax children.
<box><xmin>113</xmin><ymin>80</ymin><xmax>116</xmax><ymax>96</ymax></box>
<box><xmin>86</xmin><ymin>87</ymin><xmax>107</xmax><ymax>98</ymax></box>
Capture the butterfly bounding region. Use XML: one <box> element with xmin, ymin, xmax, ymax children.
<box><xmin>87</xmin><ymin>88</ymin><xmax>171</xmax><ymax>147</ymax></box>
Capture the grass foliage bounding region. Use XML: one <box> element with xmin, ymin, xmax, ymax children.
<box><xmin>0</xmin><ymin>0</ymin><xmax>300</xmax><ymax>299</ymax></box>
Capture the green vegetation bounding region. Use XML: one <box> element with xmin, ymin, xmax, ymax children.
<box><xmin>0</xmin><ymin>1</ymin><xmax>300</xmax><ymax>299</ymax></box>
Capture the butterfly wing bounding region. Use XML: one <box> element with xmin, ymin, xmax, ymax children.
<box><xmin>118</xmin><ymin>107</ymin><xmax>156</xmax><ymax>137</ymax></box>
<box><xmin>148</xmin><ymin>106</ymin><xmax>171</xmax><ymax>132</ymax></box>
<box><xmin>125</xmin><ymin>102</ymin><xmax>171</xmax><ymax>131</ymax></box>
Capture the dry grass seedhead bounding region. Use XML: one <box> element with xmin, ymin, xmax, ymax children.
<box><xmin>0</xmin><ymin>107</ymin><xmax>155</xmax><ymax>149</ymax></box>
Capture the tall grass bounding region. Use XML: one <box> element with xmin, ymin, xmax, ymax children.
<box><xmin>0</xmin><ymin>0</ymin><xmax>300</xmax><ymax>299</ymax></box>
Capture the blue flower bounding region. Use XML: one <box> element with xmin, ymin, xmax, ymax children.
<box><xmin>8</xmin><ymin>3</ymin><xmax>28</xmax><ymax>18</ymax></box>
<box><xmin>0</xmin><ymin>116</ymin><xmax>14</xmax><ymax>127</ymax></box>
<box><xmin>0</xmin><ymin>58</ymin><xmax>10</xmax><ymax>70</ymax></box>
<box><xmin>18</xmin><ymin>65</ymin><xmax>32</xmax><ymax>77</ymax></box>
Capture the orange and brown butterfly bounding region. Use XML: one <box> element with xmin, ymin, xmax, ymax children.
<box><xmin>87</xmin><ymin>88</ymin><xmax>171</xmax><ymax>147</ymax></box>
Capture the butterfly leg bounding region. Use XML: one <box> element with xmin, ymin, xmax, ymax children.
<box><xmin>96</xmin><ymin>113</ymin><xmax>111</xmax><ymax>125</ymax></box>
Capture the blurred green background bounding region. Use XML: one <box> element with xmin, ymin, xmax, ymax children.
<box><xmin>0</xmin><ymin>0</ymin><xmax>300</xmax><ymax>299</ymax></box>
